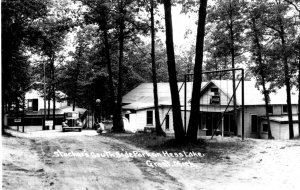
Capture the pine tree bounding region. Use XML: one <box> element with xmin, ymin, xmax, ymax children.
<box><xmin>186</xmin><ymin>0</ymin><xmax>208</xmax><ymax>142</ymax></box>
<box><xmin>163</xmin><ymin>0</ymin><xmax>186</xmax><ymax>142</ymax></box>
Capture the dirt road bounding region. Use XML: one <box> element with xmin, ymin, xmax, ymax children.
<box><xmin>3</xmin><ymin>130</ymin><xmax>186</xmax><ymax>190</ymax></box>
<box><xmin>2</xmin><ymin>129</ymin><xmax>300</xmax><ymax>190</ymax></box>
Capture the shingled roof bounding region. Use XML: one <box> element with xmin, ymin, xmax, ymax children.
<box><xmin>122</xmin><ymin>79</ymin><xmax>298</xmax><ymax>110</ymax></box>
<box><xmin>208</xmin><ymin>80</ymin><xmax>299</xmax><ymax>106</ymax></box>
<box><xmin>122</xmin><ymin>82</ymin><xmax>208</xmax><ymax>110</ymax></box>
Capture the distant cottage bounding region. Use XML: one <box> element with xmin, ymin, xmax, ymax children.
<box><xmin>7</xmin><ymin>89</ymin><xmax>87</xmax><ymax>127</ymax></box>
<box><xmin>122</xmin><ymin>80</ymin><xmax>299</xmax><ymax>140</ymax></box>
<box><xmin>25</xmin><ymin>89</ymin><xmax>68</xmax><ymax>114</ymax></box>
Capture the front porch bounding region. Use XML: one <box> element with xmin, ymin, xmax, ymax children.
<box><xmin>198</xmin><ymin>110</ymin><xmax>238</xmax><ymax>137</ymax></box>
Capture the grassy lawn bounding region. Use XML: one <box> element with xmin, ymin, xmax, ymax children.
<box><xmin>102</xmin><ymin>132</ymin><xmax>255</xmax><ymax>164</ymax></box>
<box><xmin>3</xmin><ymin>129</ymin><xmax>300</xmax><ymax>189</ymax></box>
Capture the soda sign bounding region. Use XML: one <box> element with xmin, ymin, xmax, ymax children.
<box><xmin>211</xmin><ymin>96</ymin><xmax>220</xmax><ymax>104</ymax></box>
<box><xmin>45</xmin><ymin>120</ymin><xmax>53</xmax><ymax>127</ymax></box>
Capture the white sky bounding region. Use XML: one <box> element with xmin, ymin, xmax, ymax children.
<box><xmin>61</xmin><ymin>3</ymin><xmax>199</xmax><ymax>62</ymax></box>
<box><xmin>157</xmin><ymin>4</ymin><xmax>198</xmax><ymax>48</ymax></box>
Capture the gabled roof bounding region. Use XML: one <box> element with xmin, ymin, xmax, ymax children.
<box><xmin>206</xmin><ymin>80</ymin><xmax>298</xmax><ymax>106</ymax></box>
<box><xmin>122</xmin><ymin>80</ymin><xmax>299</xmax><ymax>110</ymax></box>
<box><xmin>122</xmin><ymin>102</ymin><xmax>155</xmax><ymax>110</ymax></box>
<box><xmin>123</xmin><ymin>79</ymin><xmax>298</xmax><ymax>110</ymax></box>
<box><xmin>122</xmin><ymin>82</ymin><xmax>208</xmax><ymax>110</ymax></box>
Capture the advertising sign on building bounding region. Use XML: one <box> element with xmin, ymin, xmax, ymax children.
<box><xmin>45</xmin><ymin>120</ymin><xmax>53</xmax><ymax>127</ymax></box>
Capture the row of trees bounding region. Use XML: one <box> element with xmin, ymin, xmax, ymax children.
<box><xmin>204</xmin><ymin>0</ymin><xmax>299</xmax><ymax>139</ymax></box>
<box><xmin>2</xmin><ymin>0</ymin><xmax>170</xmax><ymax>133</ymax></box>
<box><xmin>2</xmin><ymin>0</ymin><xmax>48</xmax><ymax>133</ymax></box>
<box><xmin>2</xmin><ymin>0</ymin><xmax>299</xmax><ymax>141</ymax></box>
<box><xmin>163</xmin><ymin>0</ymin><xmax>299</xmax><ymax>141</ymax></box>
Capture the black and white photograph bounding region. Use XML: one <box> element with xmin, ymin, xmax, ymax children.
<box><xmin>1</xmin><ymin>0</ymin><xmax>300</xmax><ymax>189</ymax></box>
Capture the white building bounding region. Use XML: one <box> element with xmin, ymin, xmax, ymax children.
<box><xmin>122</xmin><ymin>80</ymin><xmax>299</xmax><ymax>139</ymax></box>
<box><xmin>195</xmin><ymin>80</ymin><xmax>299</xmax><ymax>139</ymax></box>
<box><xmin>122</xmin><ymin>82</ymin><xmax>207</xmax><ymax>134</ymax></box>
<box><xmin>25</xmin><ymin>89</ymin><xmax>68</xmax><ymax>114</ymax></box>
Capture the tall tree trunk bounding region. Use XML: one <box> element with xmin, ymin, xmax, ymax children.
<box><xmin>187</xmin><ymin>48</ymin><xmax>193</xmax><ymax>75</ymax></box>
<box><xmin>16</xmin><ymin>98</ymin><xmax>20</xmax><ymax>118</ymax></box>
<box><xmin>72</xmin><ymin>65</ymin><xmax>79</xmax><ymax>112</ymax></box>
<box><xmin>163</xmin><ymin>0</ymin><xmax>185</xmax><ymax>142</ymax></box>
<box><xmin>73</xmin><ymin>52</ymin><xmax>82</xmax><ymax>112</ymax></box>
<box><xmin>186</xmin><ymin>0</ymin><xmax>208</xmax><ymax>142</ymax></box>
<box><xmin>283</xmin><ymin>0</ymin><xmax>299</xmax><ymax>137</ymax></box>
<box><xmin>47</xmin><ymin>85</ymin><xmax>51</xmax><ymax>119</ymax></box>
<box><xmin>279</xmin><ymin>27</ymin><xmax>294</xmax><ymax>139</ymax></box>
<box><xmin>262</xmin><ymin>82</ymin><xmax>273</xmax><ymax>138</ymax></box>
<box><xmin>283</xmin><ymin>55</ymin><xmax>294</xmax><ymax>139</ymax></box>
<box><xmin>113</xmin><ymin>1</ymin><xmax>125</xmax><ymax>132</ymax></box>
<box><xmin>72</xmin><ymin>72</ymin><xmax>77</xmax><ymax>112</ymax></box>
<box><xmin>43</xmin><ymin>61</ymin><xmax>46</xmax><ymax>130</ymax></box>
<box><xmin>102</xmin><ymin>11</ymin><xmax>115</xmax><ymax>117</ymax></box>
<box><xmin>298</xmin><ymin>57</ymin><xmax>300</xmax><ymax>135</ymax></box>
<box><xmin>72</xmin><ymin>93</ymin><xmax>76</xmax><ymax>111</ymax></box>
<box><xmin>251</xmin><ymin>17</ymin><xmax>274</xmax><ymax>139</ymax></box>
<box><xmin>150</xmin><ymin>0</ymin><xmax>166</xmax><ymax>137</ymax></box>
<box><xmin>2</xmin><ymin>104</ymin><xmax>7</xmax><ymax>135</ymax></box>
<box><xmin>51</xmin><ymin>54</ymin><xmax>56</xmax><ymax>129</ymax></box>
<box><xmin>229</xmin><ymin>2</ymin><xmax>237</xmax><ymax>136</ymax></box>
<box><xmin>52</xmin><ymin>82</ymin><xmax>56</xmax><ymax>129</ymax></box>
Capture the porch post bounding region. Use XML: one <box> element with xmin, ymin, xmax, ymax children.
<box><xmin>242</xmin><ymin>69</ymin><xmax>244</xmax><ymax>141</ymax></box>
<box><xmin>222</xmin><ymin>116</ymin><xmax>224</xmax><ymax>137</ymax></box>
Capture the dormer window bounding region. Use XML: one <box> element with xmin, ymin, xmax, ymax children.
<box><xmin>211</xmin><ymin>87</ymin><xmax>220</xmax><ymax>96</ymax></box>
<box><xmin>211</xmin><ymin>87</ymin><xmax>218</xmax><ymax>93</ymax></box>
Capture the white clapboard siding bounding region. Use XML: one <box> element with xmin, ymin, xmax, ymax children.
<box><xmin>237</xmin><ymin>105</ymin><xmax>299</xmax><ymax>139</ymax></box>
<box><xmin>199</xmin><ymin>84</ymin><xmax>233</xmax><ymax>106</ymax></box>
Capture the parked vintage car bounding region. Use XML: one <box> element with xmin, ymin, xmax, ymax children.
<box><xmin>62</xmin><ymin>111</ymin><xmax>82</xmax><ymax>132</ymax></box>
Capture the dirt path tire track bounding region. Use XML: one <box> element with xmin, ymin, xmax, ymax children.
<box><xmin>99</xmin><ymin>138</ymin><xmax>185</xmax><ymax>190</ymax></box>
<box><xmin>3</xmin><ymin>130</ymin><xmax>300</xmax><ymax>190</ymax></box>
<box><xmin>2</xmin><ymin>136</ymin><xmax>52</xmax><ymax>190</ymax></box>
<box><xmin>29</xmin><ymin>135</ymin><xmax>186</xmax><ymax>190</ymax></box>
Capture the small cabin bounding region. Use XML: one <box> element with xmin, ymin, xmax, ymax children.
<box><xmin>25</xmin><ymin>89</ymin><xmax>68</xmax><ymax>113</ymax></box>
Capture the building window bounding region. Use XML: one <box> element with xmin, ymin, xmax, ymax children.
<box><xmin>263</xmin><ymin>124</ymin><xmax>268</xmax><ymax>132</ymax></box>
<box><xmin>210</xmin><ymin>95</ymin><xmax>220</xmax><ymax>104</ymax></box>
<box><xmin>267</xmin><ymin>105</ymin><xmax>273</xmax><ymax>114</ymax></box>
<box><xmin>211</xmin><ymin>87</ymin><xmax>218</xmax><ymax>92</ymax></box>
<box><xmin>146</xmin><ymin>110</ymin><xmax>153</xmax><ymax>125</ymax></box>
<box><xmin>282</xmin><ymin>105</ymin><xmax>288</xmax><ymax>113</ymax></box>
<box><xmin>125</xmin><ymin>114</ymin><xmax>130</xmax><ymax>121</ymax></box>
<box><xmin>251</xmin><ymin>115</ymin><xmax>258</xmax><ymax>133</ymax></box>
<box><xmin>165</xmin><ymin>115</ymin><xmax>169</xmax><ymax>130</ymax></box>
<box><xmin>28</xmin><ymin>99</ymin><xmax>38</xmax><ymax>111</ymax></box>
